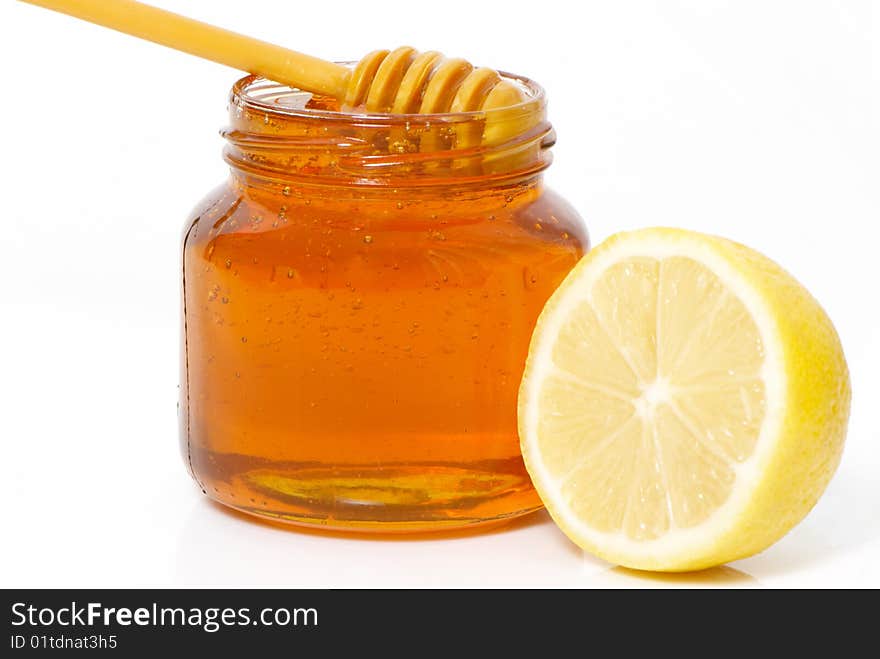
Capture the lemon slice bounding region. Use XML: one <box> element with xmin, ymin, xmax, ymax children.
<box><xmin>519</xmin><ymin>228</ymin><xmax>850</xmax><ymax>571</ymax></box>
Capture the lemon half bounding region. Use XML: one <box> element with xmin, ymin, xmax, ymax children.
<box><xmin>518</xmin><ymin>228</ymin><xmax>850</xmax><ymax>571</ymax></box>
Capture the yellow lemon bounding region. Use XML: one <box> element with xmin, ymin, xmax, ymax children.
<box><xmin>518</xmin><ymin>228</ymin><xmax>850</xmax><ymax>571</ymax></box>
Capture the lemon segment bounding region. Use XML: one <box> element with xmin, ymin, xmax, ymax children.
<box><xmin>518</xmin><ymin>228</ymin><xmax>850</xmax><ymax>571</ymax></box>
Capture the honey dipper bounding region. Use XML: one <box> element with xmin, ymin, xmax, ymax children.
<box><xmin>21</xmin><ymin>0</ymin><xmax>529</xmax><ymax>135</ymax></box>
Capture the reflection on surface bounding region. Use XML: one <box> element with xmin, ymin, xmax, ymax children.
<box><xmin>607</xmin><ymin>565</ymin><xmax>760</xmax><ymax>587</ymax></box>
<box><xmin>173</xmin><ymin>498</ymin><xmax>578</xmax><ymax>587</ymax></box>
<box><xmin>174</xmin><ymin>495</ymin><xmax>771</xmax><ymax>587</ymax></box>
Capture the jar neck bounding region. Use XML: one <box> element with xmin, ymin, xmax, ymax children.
<box><xmin>222</xmin><ymin>75</ymin><xmax>554</xmax><ymax>194</ymax></box>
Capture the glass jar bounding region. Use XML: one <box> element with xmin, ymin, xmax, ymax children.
<box><xmin>180</xmin><ymin>72</ymin><xmax>588</xmax><ymax>532</ymax></box>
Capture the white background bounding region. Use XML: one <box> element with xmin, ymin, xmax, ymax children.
<box><xmin>0</xmin><ymin>0</ymin><xmax>876</xmax><ymax>588</ymax></box>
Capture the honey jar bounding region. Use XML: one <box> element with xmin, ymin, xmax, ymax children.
<box><xmin>180</xmin><ymin>72</ymin><xmax>588</xmax><ymax>531</ymax></box>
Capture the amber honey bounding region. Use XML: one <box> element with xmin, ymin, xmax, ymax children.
<box><xmin>181</xmin><ymin>74</ymin><xmax>588</xmax><ymax>531</ymax></box>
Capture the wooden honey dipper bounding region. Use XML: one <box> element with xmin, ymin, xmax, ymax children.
<box><xmin>20</xmin><ymin>0</ymin><xmax>529</xmax><ymax>125</ymax></box>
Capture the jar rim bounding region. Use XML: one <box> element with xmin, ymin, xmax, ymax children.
<box><xmin>230</xmin><ymin>66</ymin><xmax>546</xmax><ymax>125</ymax></box>
<box><xmin>224</xmin><ymin>66</ymin><xmax>553</xmax><ymax>188</ymax></box>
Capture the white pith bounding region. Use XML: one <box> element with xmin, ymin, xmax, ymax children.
<box><xmin>521</xmin><ymin>233</ymin><xmax>786</xmax><ymax>564</ymax></box>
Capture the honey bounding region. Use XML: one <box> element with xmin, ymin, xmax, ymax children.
<box><xmin>181</xmin><ymin>74</ymin><xmax>588</xmax><ymax>531</ymax></box>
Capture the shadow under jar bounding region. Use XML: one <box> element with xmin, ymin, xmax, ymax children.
<box><xmin>181</xmin><ymin>72</ymin><xmax>588</xmax><ymax>532</ymax></box>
